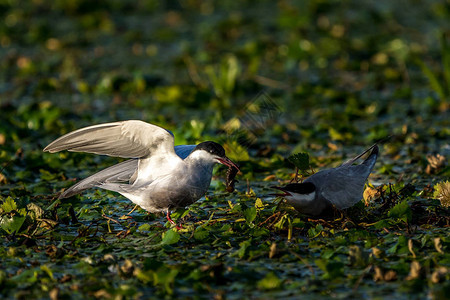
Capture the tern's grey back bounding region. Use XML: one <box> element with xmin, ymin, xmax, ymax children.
<box><xmin>305</xmin><ymin>145</ymin><xmax>378</xmax><ymax>210</ymax></box>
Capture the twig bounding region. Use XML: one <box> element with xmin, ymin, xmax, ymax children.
<box><xmin>253</xmin><ymin>75</ymin><xmax>290</xmax><ymax>90</ymax></box>
<box><xmin>102</xmin><ymin>214</ymin><xmax>121</xmax><ymax>225</ymax></box>
<box><xmin>352</xmin><ymin>265</ymin><xmax>373</xmax><ymax>292</ymax></box>
<box><xmin>127</xmin><ymin>205</ymin><xmax>139</xmax><ymax>215</ymax></box>
<box><xmin>184</xmin><ymin>56</ymin><xmax>207</xmax><ymax>88</ymax></box>
<box><xmin>116</xmin><ymin>229</ymin><xmax>131</xmax><ymax>238</ymax></box>
<box><xmin>68</xmin><ymin>222</ymin><xmax>95</xmax><ymax>246</ymax></box>
<box><xmin>257</xmin><ymin>211</ymin><xmax>281</xmax><ymax>227</ymax></box>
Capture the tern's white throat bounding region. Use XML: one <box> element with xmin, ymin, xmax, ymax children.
<box><xmin>286</xmin><ymin>191</ymin><xmax>316</xmax><ymax>205</ymax></box>
<box><xmin>185</xmin><ymin>150</ymin><xmax>219</xmax><ymax>171</ymax></box>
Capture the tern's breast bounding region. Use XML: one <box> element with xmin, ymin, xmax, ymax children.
<box><xmin>126</xmin><ymin>162</ymin><xmax>214</xmax><ymax>212</ymax></box>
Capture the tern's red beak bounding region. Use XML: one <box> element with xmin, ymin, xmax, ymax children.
<box><xmin>270</xmin><ymin>186</ymin><xmax>291</xmax><ymax>197</ymax></box>
<box><xmin>217</xmin><ymin>156</ymin><xmax>240</xmax><ymax>171</ymax></box>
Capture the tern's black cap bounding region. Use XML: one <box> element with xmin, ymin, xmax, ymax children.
<box><xmin>282</xmin><ymin>182</ymin><xmax>316</xmax><ymax>194</ymax></box>
<box><xmin>195</xmin><ymin>141</ymin><xmax>226</xmax><ymax>157</ymax></box>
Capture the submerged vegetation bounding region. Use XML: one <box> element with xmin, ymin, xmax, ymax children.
<box><xmin>0</xmin><ymin>0</ymin><xmax>449</xmax><ymax>298</ymax></box>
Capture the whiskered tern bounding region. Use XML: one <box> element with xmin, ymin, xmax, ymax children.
<box><xmin>44</xmin><ymin>120</ymin><xmax>239</xmax><ymax>226</ymax></box>
<box><xmin>272</xmin><ymin>144</ymin><xmax>379</xmax><ymax>216</ymax></box>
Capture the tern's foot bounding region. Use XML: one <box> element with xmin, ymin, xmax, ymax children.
<box><xmin>166</xmin><ymin>211</ymin><xmax>182</xmax><ymax>230</ymax></box>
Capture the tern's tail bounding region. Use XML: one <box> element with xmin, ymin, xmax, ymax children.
<box><xmin>361</xmin><ymin>145</ymin><xmax>379</xmax><ymax>171</ymax></box>
<box><xmin>341</xmin><ymin>139</ymin><xmax>383</xmax><ymax>167</ymax></box>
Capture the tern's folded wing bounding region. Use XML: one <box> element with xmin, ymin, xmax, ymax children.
<box><xmin>308</xmin><ymin>162</ymin><xmax>376</xmax><ymax>210</ymax></box>
<box><xmin>322</xmin><ymin>168</ymin><xmax>367</xmax><ymax>209</ymax></box>
<box><xmin>44</xmin><ymin>120</ymin><xmax>176</xmax><ymax>159</ymax></box>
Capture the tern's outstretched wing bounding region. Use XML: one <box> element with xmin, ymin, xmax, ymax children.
<box><xmin>44</xmin><ymin>120</ymin><xmax>175</xmax><ymax>159</ymax></box>
<box><xmin>56</xmin><ymin>144</ymin><xmax>198</xmax><ymax>199</ymax></box>
<box><xmin>306</xmin><ymin>146</ymin><xmax>378</xmax><ymax>209</ymax></box>
<box><xmin>59</xmin><ymin>159</ymin><xmax>139</xmax><ymax>198</ymax></box>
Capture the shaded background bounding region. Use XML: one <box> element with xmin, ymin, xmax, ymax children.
<box><xmin>1</xmin><ymin>0</ymin><xmax>448</xmax><ymax>191</ymax></box>
<box><xmin>1</xmin><ymin>0</ymin><xmax>448</xmax><ymax>146</ymax></box>
<box><xmin>0</xmin><ymin>0</ymin><xmax>449</xmax><ymax>298</ymax></box>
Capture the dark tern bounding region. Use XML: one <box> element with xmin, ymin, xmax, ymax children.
<box><xmin>44</xmin><ymin>120</ymin><xmax>240</xmax><ymax>226</ymax></box>
<box><xmin>272</xmin><ymin>144</ymin><xmax>379</xmax><ymax>216</ymax></box>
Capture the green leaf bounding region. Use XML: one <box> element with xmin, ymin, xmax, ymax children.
<box><xmin>255</xmin><ymin>198</ymin><xmax>264</xmax><ymax>211</ymax></box>
<box><xmin>273</xmin><ymin>215</ymin><xmax>287</xmax><ymax>230</ymax></box>
<box><xmin>236</xmin><ymin>239</ymin><xmax>251</xmax><ymax>259</ymax></box>
<box><xmin>11</xmin><ymin>268</ymin><xmax>39</xmax><ymax>284</ymax></box>
<box><xmin>243</xmin><ymin>207</ymin><xmax>257</xmax><ymax>224</ymax></box>
<box><xmin>39</xmin><ymin>169</ymin><xmax>59</xmax><ymax>181</ymax></box>
<box><xmin>308</xmin><ymin>224</ymin><xmax>324</xmax><ymax>238</ymax></box>
<box><xmin>415</xmin><ymin>58</ymin><xmax>445</xmax><ymax>102</ymax></box>
<box><xmin>287</xmin><ymin>152</ymin><xmax>310</xmax><ymax>170</ymax></box>
<box><xmin>388</xmin><ymin>200</ymin><xmax>412</xmax><ymax>222</ymax></box>
<box><xmin>1</xmin><ymin>197</ymin><xmax>17</xmax><ymax>213</ymax></box>
<box><xmin>387</xmin><ymin>235</ymin><xmax>408</xmax><ymax>255</ymax></box>
<box><xmin>154</xmin><ymin>267</ymin><xmax>179</xmax><ymax>295</ymax></box>
<box><xmin>169</xmin><ymin>208</ymin><xmax>190</xmax><ymax>220</ymax></box>
<box><xmin>40</xmin><ymin>265</ymin><xmax>54</xmax><ymax>280</ymax></box>
<box><xmin>257</xmin><ymin>272</ymin><xmax>281</xmax><ymax>290</ymax></box>
<box><xmin>373</xmin><ymin>219</ymin><xmax>391</xmax><ymax>229</ymax></box>
<box><xmin>315</xmin><ymin>259</ymin><xmax>345</xmax><ymax>279</ymax></box>
<box><xmin>161</xmin><ymin>229</ymin><xmax>180</xmax><ymax>245</ymax></box>
<box><xmin>135</xmin><ymin>268</ymin><xmax>153</xmax><ymax>284</ymax></box>
<box><xmin>193</xmin><ymin>227</ymin><xmax>209</xmax><ymax>240</ymax></box>
<box><xmin>138</xmin><ymin>224</ymin><xmax>151</xmax><ymax>232</ymax></box>
<box><xmin>0</xmin><ymin>215</ymin><xmax>26</xmax><ymax>234</ymax></box>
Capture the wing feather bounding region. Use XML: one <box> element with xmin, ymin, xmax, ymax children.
<box><xmin>315</xmin><ymin>167</ymin><xmax>368</xmax><ymax>209</ymax></box>
<box><xmin>59</xmin><ymin>159</ymin><xmax>138</xmax><ymax>198</ymax></box>
<box><xmin>44</xmin><ymin>120</ymin><xmax>175</xmax><ymax>158</ymax></box>
<box><xmin>57</xmin><ymin>144</ymin><xmax>198</xmax><ymax>198</ymax></box>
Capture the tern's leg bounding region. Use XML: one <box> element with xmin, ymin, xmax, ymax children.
<box><xmin>166</xmin><ymin>210</ymin><xmax>182</xmax><ymax>230</ymax></box>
